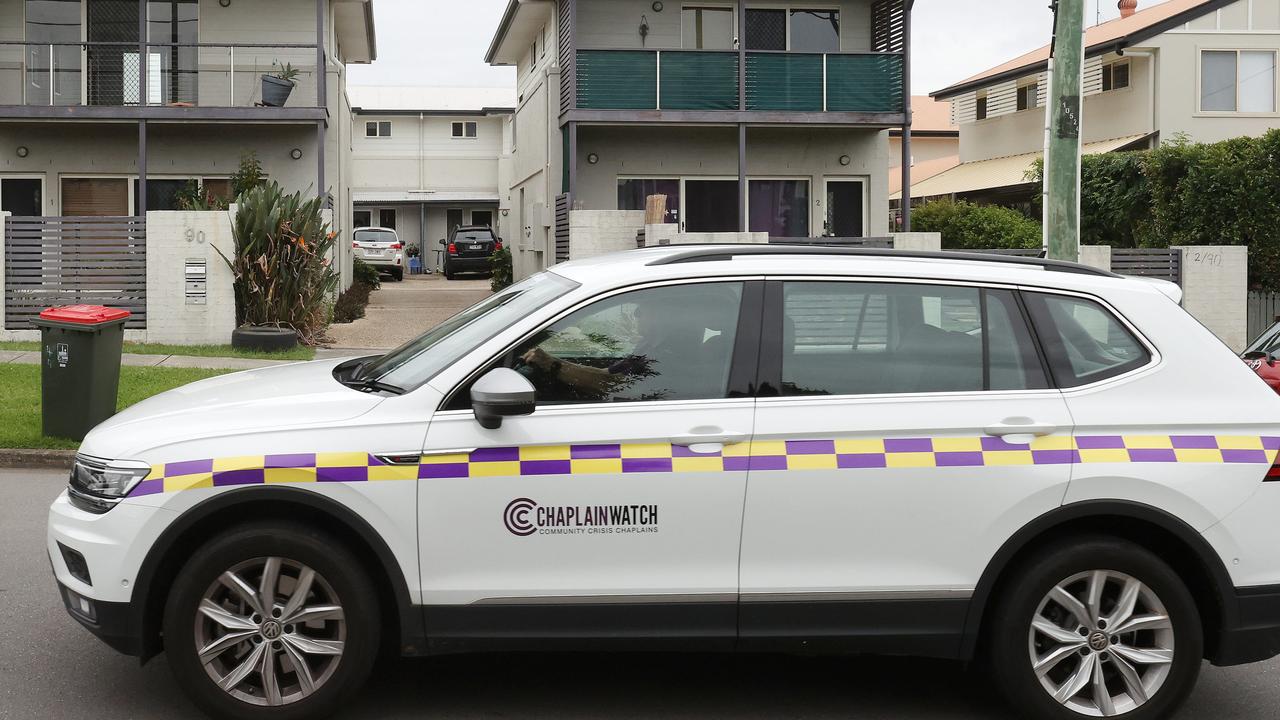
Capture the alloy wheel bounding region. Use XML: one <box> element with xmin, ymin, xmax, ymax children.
<box><xmin>1027</xmin><ymin>570</ymin><xmax>1175</xmax><ymax>717</ymax></box>
<box><xmin>194</xmin><ymin>557</ymin><xmax>346</xmax><ymax>707</ymax></box>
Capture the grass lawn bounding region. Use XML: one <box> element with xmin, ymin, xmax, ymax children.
<box><xmin>0</xmin><ymin>341</ymin><xmax>313</xmax><ymax>362</ymax></box>
<box><xmin>0</xmin><ymin>364</ymin><xmax>231</xmax><ymax>449</ymax></box>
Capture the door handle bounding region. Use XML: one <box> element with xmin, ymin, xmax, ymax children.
<box><xmin>670</xmin><ymin>430</ymin><xmax>748</xmax><ymax>453</ymax></box>
<box><xmin>984</xmin><ymin>418</ymin><xmax>1058</xmax><ymax>442</ymax></box>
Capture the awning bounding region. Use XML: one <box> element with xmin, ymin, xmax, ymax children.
<box><xmin>892</xmin><ymin>134</ymin><xmax>1151</xmax><ymax>201</ymax></box>
<box><xmin>353</xmin><ymin>191</ymin><xmax>501</xmax><ymax>205</ymax></box>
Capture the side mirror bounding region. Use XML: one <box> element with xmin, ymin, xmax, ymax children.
<box><xmin>439</xmin><ymin>238</ymin><xmax>447</xmax><ymax>246</ymax></box>
<box><xmin>471</xmin><ymin>368</ymin><xmax>535</xmax><ymax>429</ymax></box>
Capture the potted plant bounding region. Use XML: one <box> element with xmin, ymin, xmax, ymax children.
<box><xmin>261</xmin><ymin>61</ymin><xmax>300</xmax><ymax>107</ymax></box>
<box><xmin>218</xmin><ymin>182</ymin><xmax>339</xmax><ymax>351</ymax></box>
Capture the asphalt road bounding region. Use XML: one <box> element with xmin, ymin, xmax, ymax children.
<box><xmin>4</xmin><ymin>467</ymin><xmax>1279</xmax><ymax>719</ymax></box>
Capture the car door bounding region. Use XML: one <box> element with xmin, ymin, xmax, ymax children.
<box><xmin>738</xmin><ymin>278</ymin><xmax>1073</xmax><ymax>653</ymax></box>
<box><xmin>418</xmin><ymin>279</ymin><xmax>762</xmax><ymax>647</ymax></box>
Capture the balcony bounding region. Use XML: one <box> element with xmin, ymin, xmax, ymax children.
<box><xmin>0</xmin><ymin>41</ymin><xmax>325</xmax><ymax>122</ymax></box>
<box><xmin>573</xmin><ymin>49</ymin><xmax>905</xmax><ymax>120</ymax></box>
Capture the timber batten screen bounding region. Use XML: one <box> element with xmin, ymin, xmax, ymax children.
<box><xmin>4</xmin><ymin>216</ymin><xmax>147</xmax><ymax>329</ymax></box>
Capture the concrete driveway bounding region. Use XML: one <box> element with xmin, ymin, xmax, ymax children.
<box><xmin>325</xmin><ymin>273</ymin><xmax>492</xmax><ymax>352</ymax></box>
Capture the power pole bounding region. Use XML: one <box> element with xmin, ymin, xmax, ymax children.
<box><xmin>1045</xmin><ymin>0</ymin><xmax>1085</xmax><ymax>262</ymax></box>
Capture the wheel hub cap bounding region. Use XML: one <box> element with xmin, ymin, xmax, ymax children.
<box><xmin>1027</xmin><ymin>570</ymin><xmax>1175</xmax><ymax>717</ymax></box>
<box><xmin>194</xmin><ymin>557</ymin><xmax>346</xmax><ymax>707</ymax></box>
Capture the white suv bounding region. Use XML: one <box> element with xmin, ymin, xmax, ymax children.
<box><xmin>48</xmin><ymin>246</ymin><xmax>1280</xmax><ymax>719</ymax></box>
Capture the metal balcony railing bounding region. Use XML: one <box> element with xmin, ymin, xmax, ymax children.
<box><xmin>575</xmin><ymin>48</ymin><xmax>904</xmax><ymax>114</ymax></box>
<box><xmin>0</xmin><ymin>41</ymin><xmax>322</xmax><ymax>109</ymax></box>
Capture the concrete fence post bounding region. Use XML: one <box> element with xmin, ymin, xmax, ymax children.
<box><xmin>144</xmin><ymin>210</ymin><xmax>238</xmax><ymax>345</ymax></box>
<box><xmin>1173</xmin><ymin>245</ymin><xmax>1248</xmax><ymax>351</ymax></box>
<box><xmin>891</xmin><ymin>232</ymin><xmax>942</xmax><ymax>252</ymax></box>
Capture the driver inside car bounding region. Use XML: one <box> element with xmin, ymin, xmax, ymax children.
<box><xmin>517</xmin><ymin>285</ymin><xmax>739</xmax><ymax>403</ymax></box>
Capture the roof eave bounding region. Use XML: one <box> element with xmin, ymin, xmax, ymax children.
<box><xmin>931</xmin><ymin>0</ymin><xmax>1234</xmax><ymax>100</ymax></box>
<box><xmin>485</xmin><ymin>0</ymin><xmax>522</xmax><ymax>66</ymax></box>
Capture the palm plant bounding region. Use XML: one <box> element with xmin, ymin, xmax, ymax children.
<box><xmin>218</xmin><ymin>182</ymin><xmax>339</xmax><ymax>346</ymax></box>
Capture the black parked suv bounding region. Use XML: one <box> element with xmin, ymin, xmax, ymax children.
<box><xmin>441</xmin><ymin>226</ymin><xmax>501</xmax><ymax>279</ymax></box>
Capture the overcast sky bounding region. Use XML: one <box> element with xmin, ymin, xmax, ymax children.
<box><xmin>348</xmin><ymin>0</ymin><xmax>1128</xmax><ymax>95</ymax></box>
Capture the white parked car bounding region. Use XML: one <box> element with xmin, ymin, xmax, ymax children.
<box><xmin>48</xmin><ymin>245</ymin><xmax>1280</xmax><ymax>719</ymax></box>
<box><xmin>351</xmin><ymin>226</ymin><xmax>405</xmax><ymax>281</ymax></box>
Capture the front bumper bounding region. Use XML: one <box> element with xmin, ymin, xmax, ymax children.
<box><xmin>57</xmin><ymin>581</ymin><xmax>142</xmax><ymax>656</ymax></box>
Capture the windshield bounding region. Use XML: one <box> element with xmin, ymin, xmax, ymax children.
<box><xmin>355</xmin><ymin>229</ymin><xmax>397</xmax><ymax>243</ymax></box>
<box><xmin>360</xmin><ymin>271</ymin><xmax>579</xmax><ymax>391</ymax></box>
<box><xmin>1247</xmin><ymin>321</ymin><xmax>1280</xmax><ymax>355</ymax></box>
<box><xmin>455</xmin><ymin>230</ymin><xmax>495</xmax><ymax>242</ymax></box>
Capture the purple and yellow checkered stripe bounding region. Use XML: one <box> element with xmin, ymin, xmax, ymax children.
<box><xmin>128</xmin><ymin>435</ymin><xmax>1280</xmax><ymax>497</ymax></box>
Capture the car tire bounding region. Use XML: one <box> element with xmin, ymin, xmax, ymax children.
<box><xmin>391</xmin><ymin>268</ymin><xmax>404</xmax><ymax>282</ymax></box>
<box><xmin>443</xmin><ymin>265</ymin><xmax>455</xmax><ymax>280</ymax></box>
<box><xmin>163</xmin><ymin>522</ymin><xmax>380</xmax><ymax>720</ymax></box>
<box><xmin>987</xmin><ymin>536</ymin><xmax>1202</xmax><ymax>720</ymax></box>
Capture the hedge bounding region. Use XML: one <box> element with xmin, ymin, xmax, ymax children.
<box><xmin>1029</xmin><ymin>130</ymin><xmax>1280</xmax><ymax>289</ymax></box>
<box><xmin>911</xmin><ymin>199</ymin><xmax>1042</xmax><ymax>250</ymax></box>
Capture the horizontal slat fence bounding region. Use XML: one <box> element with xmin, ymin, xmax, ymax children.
<box><xmin>4</xmin><ymin>216</ymin><xmax>147</xmax><ymax>329</ymax></box>
<box><xmin>1111</xmin><ymin>248</ymin><xmax>1182</xmax><ymax>285</ymax></box>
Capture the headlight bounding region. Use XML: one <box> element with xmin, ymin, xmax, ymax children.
<box><xmin>68</xmin><ymin>456</ymin><xmax>151</xmax><ymax>513</ymax></box>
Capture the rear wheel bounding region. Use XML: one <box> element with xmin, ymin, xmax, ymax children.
<box><xmin>163</xmin><ymin>523</ymin><xmax>380</xmax><ymax>720</ymax></box>
<box><xmin>988</xmin><ymin>537</ymin><xmax>1201</xmax><ymax>719</ymax></box>
<box><xmin>391</xmin><ymin>268</ymin><xmax>404</xmax><ymax>282</ymax></box>
<box><xmin>443</xmin><ymin>263</ymin><xmax>455</xmax><ymax>280</ymax></box>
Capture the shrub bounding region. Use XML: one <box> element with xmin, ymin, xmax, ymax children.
<box><xmin>490</xmin><ymin>247</ymin><xmax>514</xmax><ymax>292</ymax></box>
<box><xmin>231</xmin><ymin>151</ymin><xmax>267</xmax><ymax>200</ymax></box>
<box><xmin>353</xmin><ymin>257</ymin><xmax>381</xmax><ymax>290</ymax></box>
<box><xmin>332</xmin><ymin>282</ymin><xmax>372</xmax><ymax>324</ymax></box>
<box><xmin>219</xmin><ymin>182</ymin><xmax>339</xmax><ymax>345</ymax></box>
<box><xmin>911</xmin><ymin>199</ymin><xmax>1042</xmax><ymax>250</ymax></box>
<box><xmin>175</xmin><ymin>179</ymin><xmax>230</xmax><ymax>211</ymax></box>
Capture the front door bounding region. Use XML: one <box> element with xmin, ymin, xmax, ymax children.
<box><xmin>683</xmin><ymin>180</ymin><xmax>738</xmax><ymax>232</ymax></box>
<box><xmin>419</xmin><ymin>280</ymin><xmax>761</xmax><ymax>646</ymax></box>
<box><xmin>825</xmin><ymin>179</ymin><xmax>866</xmax><ymax>237</ymax></box>
<box><xmin>738</xmin><ymin>279</ymin><xmax>1073</xmax><ymax>650</ymax></box>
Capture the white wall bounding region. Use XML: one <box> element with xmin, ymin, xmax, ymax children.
<box><xmin>351</xmin><ymin>114</ymin><xmax>506</xmax><ymax>192</ymax></box>
<box><xmin>1176</xmin><ymin>245</ymin><xmax>1249</xmax><ymax>351</ymax></box>
<box><xmin>144</xmin><ymin>210</ymin><xmax>237</xmax><ymax>345</ymax></box>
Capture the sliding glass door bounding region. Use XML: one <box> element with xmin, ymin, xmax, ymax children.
<box><xmin>749</xmin><ymin>179</ymin><xmax>809</xmax><ymax>238</ymax></box>
<box><xmin>684</xmin><ymin>180</ymin><xmax>738</xmax><ymax>233</ymax></box>
<box><xmin>24</xmin><ymin>0</ymin><xmax>82</xmax><ymax>106</ymax></box>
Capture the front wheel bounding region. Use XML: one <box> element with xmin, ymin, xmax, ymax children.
<box><xmin>163</xmin><ymin>523</ymin><xmax>380</xmax><ymax>720</ymax></box>
<box><xmin>988</xmin><ymin>537</ymin><xmax>1202</xmax><ymax>719</ymax></box>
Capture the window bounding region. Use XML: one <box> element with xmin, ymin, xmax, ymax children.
<box><xmin>1101</xmin><ymin>60</ymin><xmax>1130</xmax><ymax>92</ymax></box>
<box><xmin>148</xmin><ymin>0</ymin><xmax>199</xmax><ymax>105</ymax></box>
<box><xmin>1201</xmin><ymin>50</ymin><xmax>1277</xmax><ymax>113</ymax></box>
<box><xmin>779</xmin><ymin>282</ymin><xmax>1047</xmax><ymax>396</ymax></box>
<box><xmin>353</xmin><ymin>210</ymin><xmax>372</xmax><ymax>228</ymax></box>
<box><xmin>744</xmin><ymin>8</ymin><xmax>840</xmax><ymax>51</ymax></box>
<box><xmin>366</xmin><ymin>121</ymin><xmax>392</xmax><ymax>138</ymax></box>
<box><xmin>618</xmin><ymin>178</ymin><xmax>680</xmax><ymax>223</ymax></box>
<box><xmin>789</xmin><ymin>9</ymin><xmax>840</xmax><ymax>53</ymax></box>
<box><xmin>470</xmin><ymin>210</ymin><xmax>493</xmax><ymax>228</ymax></box>
<box><xmin>133</xmin><ymin>178</ymin><xmax>191</xmax><ymax>212</ymax></box>
<box><xmin>379</xmin><ymin>208</ymin><xmax>396</xmax><ymax>230</ymax></box>
<box><xmin>0</xmin><ymin>178</ymin><xmax>43</xmax><ymax>216</ymax></box>
<box><xmin>25</xmin><ymin>0</ymin><xmax>82</xmax><ymax>106</ymax></box>
<box><xmin>530</xmin><ymin>38</ymin><xmax>538</xmax><ymax>67</ymax></box>
<box><xmin>452</xmin><ymin>121</ymin><xmax>478</xmax><ymax>138</ymax></box>
<box><xmin>976</xmin><ymin>93</ymin><xmax>989</xmax><ymax>120</ymax></box>
<box><xmin>447</xmin><ymin>208</ymin><xmax>465</xmax><ymax>233</ymax></box>
<box><xmin>682</xmin><ymin>6</ymin><xmax>736</xmax><ymax>50</ymax></box>
<box><xmin>1024</xmin><ymin>293</ymin><xmax>1150</xmax><ymax>388</ymax></box>
<box><xmin>749</xmin><ymin>179</ymin><xmax>809</xmax><ymax>238</ymax></box>
<box><xmin>541</xmin><ymin>27</ymin><xmax>547</xmax><ymax>58</ymax></box>
<box><xmin>1017</xmin><ymin>83</ymin><xmax>1038</xmax><ymax>111</ymax></box>
<box><xmin>468</xmin><ymin>282</ymin><xmax>744</xmax><ymax>406</ymax></box>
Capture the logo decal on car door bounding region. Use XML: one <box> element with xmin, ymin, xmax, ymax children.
<box><xmin>502</xmin><ymin>497</ymin><xmax>660</xmax><ymax>537</ymax></box>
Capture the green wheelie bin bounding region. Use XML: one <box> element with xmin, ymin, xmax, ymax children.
<box><xmin>32</xmin><ymin>305</ymin><xmax>130</xmax><ymax>441</ymax></box>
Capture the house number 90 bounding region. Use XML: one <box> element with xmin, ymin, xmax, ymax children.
<box><xmin>184</xmin><ymin>227</ymin><xmax>207</xmax><ymax>244</ymax></box>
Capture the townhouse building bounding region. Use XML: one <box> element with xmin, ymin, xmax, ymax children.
<box><xmin>0</xmin><ymin>0</ymin><xmax>374</xmax><ymax>298</ymax></box>
<box><xmin>911</xmin><ymin>0</ymin><xmax>1280</xmax><ymax>208</ymax></box>
<box><xmin>349</xmin><ymin>85</ymin><xmax>514</xmax><ymax>272</ymax></box>
<box><xmin>486</xmin><ymin>0</ymin><xmax>914</xmax><ymax>279</ymax></box>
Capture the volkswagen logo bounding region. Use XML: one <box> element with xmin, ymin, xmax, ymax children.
<box><xmin>1088</xmin><ymin>631</ymin><xmax>1109</xmax><ymax>652</ymax></box>
<box><xmin>260</xmin><ymin>620</ymin><xmax>283</xmax><ymax>641</ymax></box>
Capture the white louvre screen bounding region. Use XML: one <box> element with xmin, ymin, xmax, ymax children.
<box><xmin>987</xmin><ymin>79</ymin><xmax>1018</xmax><ymax>116</ymax></box>
<box><xmin>952</xmin><ymin>92</ymin><xmax>978</xmax><ymax>124</ymax></box>
<box><xmin>1083</xmin><ymin>55</ymin><xmax>1104</xmax><ymax>96</ymax></box>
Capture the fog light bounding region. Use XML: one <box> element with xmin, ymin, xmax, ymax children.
<box><xmin>63</xmin><ymin>586</ymin><xmax>97</xmax><ymax>623</ymax></box>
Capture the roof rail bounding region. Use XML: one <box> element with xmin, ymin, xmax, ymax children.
<box><xmin>646</xmin><ymin>244</ymin><xmax>1119</xmax><ymax>278</ymax></box>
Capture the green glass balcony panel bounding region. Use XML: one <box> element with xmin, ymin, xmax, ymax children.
<box><xmin>577</xmin><ymin>50</ymin><xmax>657</xmax><ymax>110</ymax></box>
<box><xmin>826</xmin><ymin>54</ymin><xmax>905</xmax><ymax>113</ymax></box>
<box><xmin>745</xmin><ymin>52</ymin><xmax>823</xmax><ymax>111</ymax></box>
<box><xmin>659</xmin><ymin>51</ymin><xmax>738</xmax><ymax>110</ymax></box>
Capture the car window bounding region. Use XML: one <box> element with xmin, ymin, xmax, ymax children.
<box><xmin>449</xmin><ymin>282</ymin><xmax>744</xmax><ymax>408</ymax></box>
<box><xmin>354</xmin><ymin>229</ymin><xmax>396</xmax><ymax>243</ymax></box>
<box><xmin>1246</xmin><ymin>321</ymin><xmax>1280</xmax><ymax>355</ymax></box>
<box><xmin>455</xmin><ymin>230</ymin><xmax>495</xmax><ymax>242</ymax></box>
<box><xmin>1023</xmin><ymin>292</ymin><xmax>1150</xmax><ymax>388</ymax></box>
<box><xmin>780</xmin><ymin>282</ymin><xmax>1047</xmax><ymax>396</ymax></box>
<box><xmin>364</xmin><ymin>271</ymin><xmax>579</xmax><ymax>391</ymax></box>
